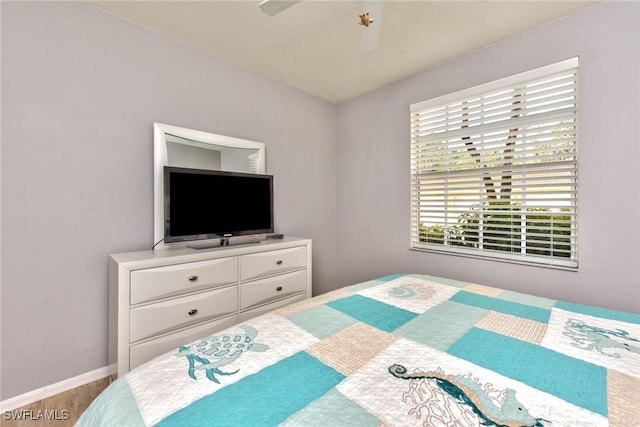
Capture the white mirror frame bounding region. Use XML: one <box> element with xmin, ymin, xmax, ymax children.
<box><xmin>153</xmin><ymin>122</ymin><xmax>266</xmax><ymax>250</ymax></box>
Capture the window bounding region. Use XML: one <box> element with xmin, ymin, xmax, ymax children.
<box><xmin>410</xmin><ymin>58</ymin><xmax>578</xmax><ymax>268</ymax></box>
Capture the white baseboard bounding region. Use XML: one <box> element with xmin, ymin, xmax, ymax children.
<box><xmin>0</xmin><ymin>365</ymin><xmax>113</xmax><ymax>412</ymax></box>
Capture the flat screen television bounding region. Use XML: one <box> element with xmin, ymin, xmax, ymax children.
<box><xmin>164</xmin><ymin>166</ymin><xmax>274</xmax><ymax>244</ymax></box>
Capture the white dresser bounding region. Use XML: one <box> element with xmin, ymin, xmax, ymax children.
<box><xmin>109</xmin><ymin>236</ymin><xmax>311</xmax><ymax>377</ymax></box>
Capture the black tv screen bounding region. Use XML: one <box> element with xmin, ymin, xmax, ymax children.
<box><xmin>164</xmin><ymin>166</ymin><xmax>274</xmax><ymax>243</ymax></box>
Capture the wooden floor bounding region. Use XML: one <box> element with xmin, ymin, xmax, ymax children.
<box><xmin>2</xmin><ymin>377</ymin><xmax>110</xmax><ymax>427</ymax></box>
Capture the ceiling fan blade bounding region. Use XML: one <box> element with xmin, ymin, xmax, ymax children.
<box><xmin>259</xmin><ymin>0</ymin><xmax>302</xmax><ymax>16</ymax></box>
<box><xmin>360</xmin><ymin>0</ymin><xmax>383</xmax><ymax>51</ymax></box>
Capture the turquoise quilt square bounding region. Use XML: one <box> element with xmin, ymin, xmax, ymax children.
<box><xmin>498</xmin><ymin>290</ymin><xmax>556</xmax><ymax>310</ymax></box>
<box><xmin>288</xmin><ymin>305</ymin><xmax>357</xmax><ymax>339</ymax></box>
<box><xmin>395</xmin><ymin>300</ymin><xmax>487</xmax><ymax>351</ymax></box>
<box><xmin>448</xmin><ymin>327</ymin><xmax>608</xmax><ymax>416</ymax></box>
<box><xmin>450</xmin><ymin>291</ymin><xmax>551</xmax><ymax>323</ymax></box>
<box><xmin>280</xmin><ymin>389</ymin><xmax>380</xmax><ymax>427</ymax></box>
<box><xmin>157</xmin><ymin>351</ymin><xmax>345</xmax><ymax>427</ymax></box>
<box><xmin>327</xmin><ymin>295</ymin><xmax>418</xmax><ymax>332</ymax></box>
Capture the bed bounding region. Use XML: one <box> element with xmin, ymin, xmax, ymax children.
<box><xmin>78</xmin><ymin>274</ymin><xmax>640</xmax><ymax>426</ymax></box>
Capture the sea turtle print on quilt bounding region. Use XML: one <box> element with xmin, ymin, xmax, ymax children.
<box><xmin>176</xmin><ymin>324</ymin><xmax>268</xmax><ymax>382</ymax></box>
<box><xmin>78</xmin><ymin>274</ymin><xmax>640</xmax><ymax>427</ymax></box>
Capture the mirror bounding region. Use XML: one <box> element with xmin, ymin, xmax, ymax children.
<box><xmin>153</xmin><ymin>123</ymin><xmax>266</xmax><ymax>249</ymax></box>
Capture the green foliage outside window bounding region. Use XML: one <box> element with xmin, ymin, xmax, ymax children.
<box><xmin>418</xmin><ymin>203</ymin><xmax>571</xmax><ymax>258</ymax></box>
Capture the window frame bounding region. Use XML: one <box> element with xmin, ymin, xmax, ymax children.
<box><xmin>409</xmin><ymin>58</ymin><xmax>579</xmax><ymax>269</ymax></box>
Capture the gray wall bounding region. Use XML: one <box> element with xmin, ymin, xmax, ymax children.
<box><xmin>1</xmin><ymin>1</ymin><xmax>336</xmax><ymax>400</ymax></box>
<box><xmin>336</xmin><ymin>1</ymin><xmax>640</xmax><ymax>314</ymax></box>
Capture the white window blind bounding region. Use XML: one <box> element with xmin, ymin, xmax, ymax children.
<box><xmin>248</xmin><ymin>152</ymin><xmax>260</xmax><ymax>173</ymax></box>
<box><xmin>410</xmin><ymin>58</ymin><xmax>578</xmax><ymax>268</ymax></box>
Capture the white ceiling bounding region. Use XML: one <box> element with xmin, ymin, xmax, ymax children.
<box><xmin>88</xmin><ymin>0</ymin><xmax>597</xmax><ymax>103</ymax></box>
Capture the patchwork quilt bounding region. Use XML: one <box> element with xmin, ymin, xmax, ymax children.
<box><xmin>78</xmin><ymin>274</ymin><xmax>640</xmax><ymax>426</ymax></box>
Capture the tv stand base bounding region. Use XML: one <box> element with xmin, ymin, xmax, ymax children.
<box><xmin>187</xmin><ymin>238</ymin><xmax>261</xmax><ymax>250</ymax></box>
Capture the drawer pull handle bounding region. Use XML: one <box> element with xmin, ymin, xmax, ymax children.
<box><xmin>276</xmin><ymin>260</ymin><xmax>283</xmax><ymax>265</ymax></box>
<box><xmin>188</xmin><ymin>276</ymin><xmax>198</xmax><ymax>281</ymax></box>
<box><xmin>188</xmin><ymin>309</ymin><xmax>198</xmax><ymax>316</ymax></box>
<box><xmin>276</xmin><ymin>286</ymin><xmax>283</xmax><ymax>292</ymax></box>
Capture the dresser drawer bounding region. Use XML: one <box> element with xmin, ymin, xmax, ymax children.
<box><xmin>130</xmin><ymin>285</ymin><xmax>237</xmax><ymax>343</ymax></box>
<box><xmin>129</xmin><ymin>314</ymin><xmax>238</xmax><ymax>370</ymax></box>
<box><xmin>239</xmin><ymin>269</ymin><xmax>307</xmax><ymax>310</ymax></box>
<box><xmin>130</xmin><ymin>257</ymin><xmax>238</xmax><ymax>304</ymax></box>
<box><xmin>240</xmin><ymin>293</ymin><xmax>307</xmax><ymax>322</ymax></box>
<box><xmin>240</xmin><ymin>246</ymin><xmax>307</xmax><ymax>281</ymax></box>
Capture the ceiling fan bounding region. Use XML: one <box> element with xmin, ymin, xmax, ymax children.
<box><xmin>258</xmin><ymin>0</ymin><xmax>383</xmax><ymax>51</ymax></box>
